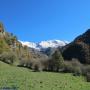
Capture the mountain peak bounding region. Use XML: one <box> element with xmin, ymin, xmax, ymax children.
<box><xmin>20</xmin><ymin>40</ymin><xmax>69</xmax><ymax>50</ymax></box>
<box><xmin>85</xmin><ymin>29</ymin><xmax>90</xmax><ymax>33</ymax></box>
<box><xmin>74</xmin><ymin>29</ymin><xmax>90</xmax><ymax>44</ymax></box>
<box><xmin>83</xmin><ymin>29</ymin><xmax>90</xmax><ymax>36</ymax></box>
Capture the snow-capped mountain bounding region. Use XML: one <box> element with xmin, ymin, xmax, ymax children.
<box><xmin>19</xmin><ymin>40</ymin><xmax>69</xmax><ymax>50</ymax></box>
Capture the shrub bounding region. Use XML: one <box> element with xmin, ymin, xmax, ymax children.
<box><xmin>71</xmin><ymin>58</ymin><xmax>82</xmax><ymax>76</ymax></box>
<box><xmin>86</xmin><ymin>73</ymin><xmax>90</xmax><ymax>82</ymax></box>
<box><xmin>0</xmin><ymin>52</ymin><xmax>16</xmax><ymax>64</ymax></box>
<box><xmin>81</xmin><ymin>65</ymin><xmax>90</xmax><ymax>76</ymax></box>
<box><xmin>64</xmin><ymin>58</ymin><xmax>82</xmax><ymax>76</ymax></box>
<box><xmin>64</xmin><ymin>61</ymin><xmax>73</xmax><ymax>73</ymax></box>
<box><xmin>72</xmin><ymin>67</ymin><xmax>82</xmax><ymax>76</ymax></box>
<box><xmin>31</xmin><ymin>59</ymin><xmax>43</xmax><ymax>72</ymax></box>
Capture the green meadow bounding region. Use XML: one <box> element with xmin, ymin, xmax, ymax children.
<box><xmin>0</xmin><ymin>61</ymin><xmax>90</xmax><ymax>90</ymax></box>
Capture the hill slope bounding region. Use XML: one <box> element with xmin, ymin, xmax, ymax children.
<box><xmin>0</xmin><ymin>23</ymin><xmax>48</xmax><ymax>66</ymax></box>
<box><xmin>0</xmin><ymin>61</ymin><xmax>90</xmax><ymax>90</ymax></box>
<box><xmin>62</xmin><ymin>29</ymin><xmax>90</xmax><ymax>64</ymax></box>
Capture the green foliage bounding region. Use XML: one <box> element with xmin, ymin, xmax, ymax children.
<box><xmin>0</xmin><ymin>39</ymin><xmax>9</xmax><ymax>54</ymax></box>
<box><xmin>83</xmin><ymin>65</ymin><xmax>90</xmax><ymax>82</ymax></box>
<box><xmin>86</xmin><ymin>73</ymin><xmax>90</xmax><ymax>82</ymax></box>
<box><xmin>82</xmin><ymin>65</ymin><xmax>90</xmax><ymax>76</ymax></box>
<box><xmin>50</xmin><ymin>50</ymin><xmax>64</xmax><ymax>71</ymax></box>
<box><xmin>0</xmin><ymin>61</ymin><xmax>89</xmax><ymax>90</ymax></box>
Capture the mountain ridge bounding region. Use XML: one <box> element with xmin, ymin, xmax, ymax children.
<box><xmin>20</xmin><ymin>40</ymin><xmax>69</xmax><ymax>50</ymax></box>
<box><xmin>62</xmin><ymin>29</ymin><xmax>90</xmax><ymax>64</ymax></box>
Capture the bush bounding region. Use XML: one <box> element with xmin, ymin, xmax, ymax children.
<box><xmin>72</xmin><ymin>67</ymin><xmax>82</xmax><ymax>76</ymax></box>
<box><xmin>86</xmin><ymin>73</ymin><xmax>90</xmax><ymax>82</ymax></box>
<box><xmin>31</xmin><ymin>59</ymin><xmax>43</xmax><ymax>72</ymax></box>
<box><xmin>0</xmin><ymin>52</ymin><xmax>16</xmax><ymax>64</ymax></box>
<box><xmin>81</xmin><ymin>65</ymin><xmax>90</xmax><ymax>76</ymax></box>
<box><xmin>64</xmin><ymin>58</ymin><xmax>82</xmax><ymax>76</ymax></box>
<box><xmin>64</xmin><ymin>61</ymin><xmax>73</xmax><ymax>73</ymax></box>
<box><xmin>71</xmin><ymin>58</ymin><xmax>82</xmax><ymax>76</ymax></box>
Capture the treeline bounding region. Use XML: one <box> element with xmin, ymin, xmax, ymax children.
<box><xmin>18</xmin><ymin>48</ymin><xmax>90</xmax><ymax>82</ymax></box>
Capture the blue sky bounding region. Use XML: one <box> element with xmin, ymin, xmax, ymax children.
<box><xmin>0</xmin><ymin>0</ymin><xmax>90</xmax><ymax>42</ymax></box>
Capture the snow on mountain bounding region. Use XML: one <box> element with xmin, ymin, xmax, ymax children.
<box><xmin>19</xmin><ymin>40</ymin><xmax>69</xmax><ymax>50</ymax></box>
<box><xmin>19</xmin><ymin>41</ymin><xmax>37</xmax><ymax>49</ymax></box>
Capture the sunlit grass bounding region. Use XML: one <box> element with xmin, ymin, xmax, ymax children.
<box><xmin>0</xmin><ymin>61</ymin><xmax>90</xmax><ymax>90</ymax></box>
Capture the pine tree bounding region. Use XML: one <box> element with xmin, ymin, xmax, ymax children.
<box><xmin>51</xmin><ymin>50</ymin><xmax>64</xmax><ymax>72</ymax></box>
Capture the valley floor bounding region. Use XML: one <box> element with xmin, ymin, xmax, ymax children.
<box><xmin>0</xmin><ymin>61</ymin><xmax>90</xmax><ymax>90</ymax></box>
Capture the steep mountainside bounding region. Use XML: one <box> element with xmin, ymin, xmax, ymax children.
<box><xmin>0</xmin><ymin>23</ymin><xmax>48</xmax><ymax>65</ymax></box>
<box><xmin>62</xmin><ymin>29</ymin><xmax>90</xmax><ymax>64</ymax></box>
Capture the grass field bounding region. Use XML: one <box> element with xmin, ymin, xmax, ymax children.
<box><xmin>0</xmin><ymin>61</ymin><xmax>90</xmax><ymax>90</ymax></box>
